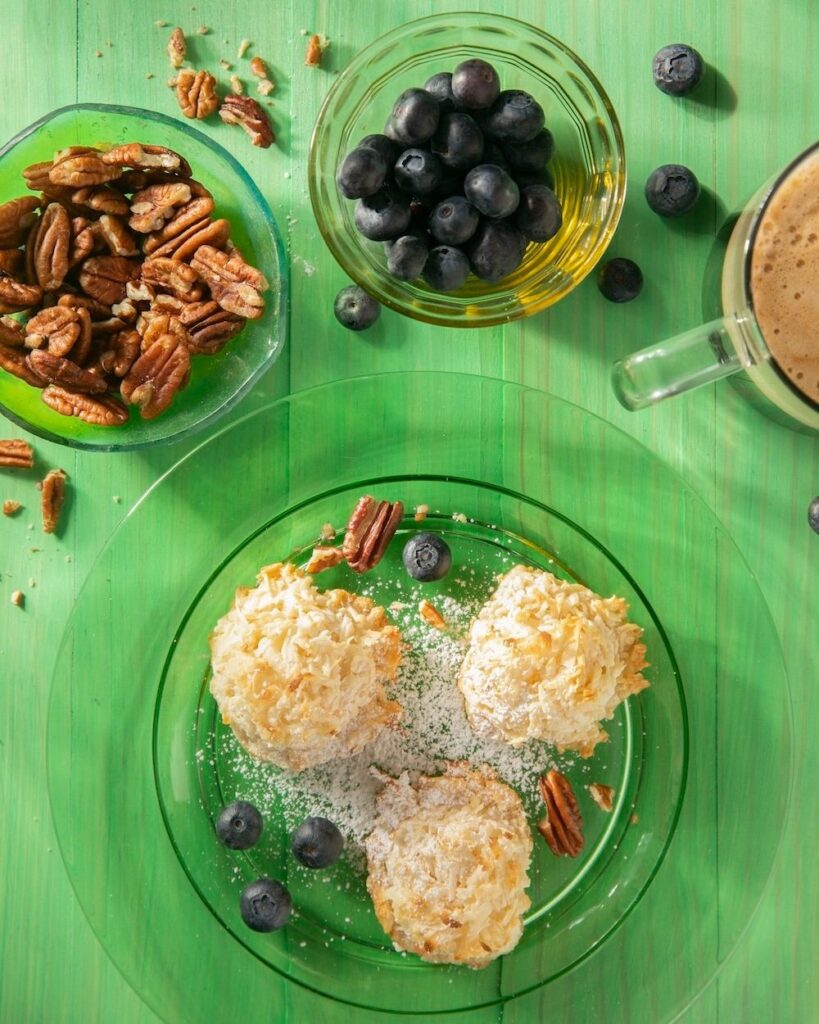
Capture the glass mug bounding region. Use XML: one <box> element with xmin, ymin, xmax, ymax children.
<box><xmin>612</xmin><ymin>142</ymin><xmax>819</xmax><ymax>430</ymax></box>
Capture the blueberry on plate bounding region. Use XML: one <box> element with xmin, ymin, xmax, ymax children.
<box><xmin>240</xmin><ymin>878</ymin><xmax>292</xmax><ymax>932</ymax></box>
<box><xmin>451</xmin><ymin>58</ymin><xmax>501</xmax><ymax>110</ymax></box>
<box><xmin>652</xmin><ymin>43</ymin><xmax>705</xmax><ymax>96</ymax></box>
<box><xmin>467</xmin><ymin>219</ymin><xmax>527</xmax><ymax>282</ymax></box>
<box><xmin>424</xmin><ymin>71</ymin><xmax>455</xmax><ymax>110</ymax></box>
<box><xmin>502</xmin><ymin>129</ymin><xmax>555</xmax><ymax>174</ymax></box>
<box><xmin>431</xmin><ymin>112</ymin><xmax>484</xmax><ymax>170</ymax></box>
<box><xmin>385</xmin><ymin>88</ymin><xmax>440</xmax><ymax>146</ymax></box>
<box><xmin>393</xmin><ymin>148</ymin><xmax>443</xmax><ymax>197</ymax></box>
<box><xmin>429</xmin><ymin>196</ymin><xmax>480</xmax><ymax>245</ymax></box>
<box><xmin>423</xmin><ymin>245</ymin><xmax>470</xmax><ymax>291</ymax></box>
<box><xmin>215</xmin><ymin>800</ymin><xmax>264</xmax><ymax>850</ymax></box>
<box><xmin>808</xmin><ymin>496</ymin><xmax>819</xmax><ymax>534</ymax></box>
<box><xmin>354</xmin><ymin>188</ymin><xmax>411</xmax><ymax>240</ymax></box>
<box><xmin>387</xmin><ymin>235</ymin><xmax>429</xmax><ymax>280</ymax></box>
<box><xmin>645</xmin><ymin>164</ymin><xmax>700</xmax><ymax>216</ymax></box>
<box><xmin>484</xmin><ymin>90</ymin><xmax>545</xmax><ymax>143</ymax></box>
<box><xmin>464</xmin><ymin>164</ymin><xmax>520</xmax><ymax>218</ymax></box>
<box><xmin>514</xmin><ymin>184</ymin><xmax>562</xmax><ymax>242</ymax></box>
<box><xmin>336</xmin><ymin>146</ymin><xmax>388</xmax><ymax>199</ymax></box>
<box><xmin>597</xmin><ymin>258</ymin><xmax>644</xmax><ymax>303</ymax></box>
<box><xmin>334</xmin><ymin>286</ymin><xmax>381</xmax><ymax>331</ymax></box>
<box><xmin>402</xmin><ymin>533</ymin><xmax>452</xmax><ymax>582</ymax></box>
<box><xmin>357</xmin><ymin>133</ymin><xmax>400</xmax><ymax>166</ymax></box>
<box><xmin>291</xmin><ymin>817</ymin><xmax>345</xmax><ymax>869</ymax></box>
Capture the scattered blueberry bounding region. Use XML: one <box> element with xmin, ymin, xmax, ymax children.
<box><xmin>291</xmin><ymin>817</ymin><xmax>345</xmax><ymax>869</ymax></box>
<box><xmin>502</xmin><ymin>129</ymin><xmax>554</xmax><ymax>174</ymax></box>
<box><xmin>429</xmin><ymin>196</ymin><xmax>480</xmax><ymax>245</ymax></box>
<box><xmin>424</xmin><ymin>71</ymin><xmax>455</xmax><ymax>110</ymax></box>
<box><xmin>809</xmin><ymin>496</ymin><xmax>819</xmax><ymax>534</ymax></box>
<box><xmin>336</xmin><ymin>146</ymin><xmax>388</xmax><ymax>200</ymax></box>
<box><xmin>645</xmin><ymin>164</ymin><xmax>700</xmax><ymax>217</ymax></box>
<box><xmin>387</xmin><ymin>235</ymin><xmax>429</xmax><ymax>280</ymax></box>
<box><xmin>358</xmin><ymin>133</ymin><xmax>400</xmax><ymax>166</ymax></box>
<box><xmin>215</xmin><ymin>800</ymin><xmax>264</xmax><ymax>850</ymax></box>
<box><xmin>484</xmin><ymin>90</ymin><xmax>545</xmax><ymax>143</ymax></box>
<box><xmin>652</xmin><ymin>43</ymin><xmax>705</xmax><ymax>96</ymax></box>
<box><xmin>334</xmin><ymin>285</ymin><xmax>381</xmax><ymax>330</ymax></box>
<box><xmin>514</xmin><ymin>184</ymin><xmax>562</xmax><ymax>242</ymax></box>
<box><xmin>354</xmin><ymin>188</ymin><xmax>411</xmax><ymax>240</ymax></box>
<box><xmin>385</xmin><ymin>88</ymin><xmax>440</xmax><ymax>146</ymax></box>
<box><xmin>240</xmin><ymin>878</ymin><xmax>292</xmax><ymax>932</ymax></box>
<box><xmin>423</xmin><ymin>245</ymin><xmax>470</xmax><ymax>291</ymax></box>
<box><xmin>451</xmin><ymin>58</ymin><xmax>501</xmax><ymax>110</ymax></box>
<box><xmin>402</xmin><ymin>533</ymin><xmax>452</xmax><ymax>582</ymax></box>
<box><xmin>431</xmin><ymin>112</ymin><xmax>484</xmax><ymax>170</ymax></box>
<box><xmin>467</xmin><ymin>219</ymin><xmax>527</xmax><ymax>282</ymax></box>
<box><xmin>464</xmin><ymin>164</ymin><xmax>520</xmax><ymax>219</ymax></box>
<box><xmin>597</xmin><ymin>258</ymin><xmax>644</xmax><ymax>303</ymax></box>
<box><xmin>393</xmin><ymin>148</ymin><xmax>443</xmax><ymax>197</ymax></box>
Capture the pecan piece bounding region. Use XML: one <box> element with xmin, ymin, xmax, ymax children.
<box><xmin>70</xmin><ymin>185</ymin><xmax>130</xmax><ymax>217</ymax></box>
<box><xmin>26</xmin><ymin>349</ymin><xmax>108</xmax><ymax>394</ymax></box>
<box><xmin>537</xmin><ymin>770</ymin><xmax>584</xmax><ymax>858</ymax></box>
<box><xmin>140</xmin><ymin>257</ymin><xmax>201</xmax><ymax>299</ymax></box>
<box><xmin>218</xmin><ymin>94</ymin><xmax>275</xmax><ymax>147</ymax></box>
<box><xmin>100</xmin><ymin>328</ymin><xmax>140</xmax><ymax>377</ymax></box>
<box><xmin>129</xmin><ymin>182</ymin><xmax>192</xmax><ymax>234</ymax></box>
<box><xmin>0</xmin><ymin>316</ymin><xmax>26</xmax><ymax>348</ymax></box>
<box><xmin>42</xmin><ymin>385</ymin><xmax>128</xmax><ymax>426</ymax></box>
<box><xmin>146</xmin><ymin>216</ymin><xmax>229</xmax><ymax>262</ymax></box>
<box><xmin>343</xmin><ymin>495</ymin><xmax>404</xmax><ymax>573</ymax></box>
<box><xmin>0</xmin><ymin>272</ymin><xmax>42</xmax><ymax>314</ymax></box>
<box><xmin>39</xmin><ymin>467</ymin><xmax>68</xmax><ymax>534</ymax></box>
<box><xmin>305</xmin><ymin>546</ymin><xmax>345</xmax><ymax>574</ymax></box>
<box><xmin>305</xmin><ymin>34</ymin><xmax>328</xmax><ymax>68</ymax></box>
<box><xmin>167</xmin><ymin>26</ymin><xmax>186</xmax><ymax>68</ymax></box>
<box><xmin>419</xmin><ymin>599</ymin><xmax>447</xmax><ymax>630</ymax></box>
<box><xmin>0</xmin><ymin>196</ymin><xmax>40</xmax><ymax>248</ymax></box>
<box><xmin>115</xmin><ymin>169</ymin><xmax>206</xmax><ymax>196</ymax></box>
<box><xmin>3</xmin><ymin>499</ymin><xmax>22</xmax><ymax>515</ymax></box>
<box><xmin>175</xmin><ymin>299</ymin><xmax>243</xmax><ymax>354</ymax></box>
<box><xmin>0</xmin><ymin>249</ymin><xmax>23</xmax><ymax>276</ymax></box>
<box><xmin>0</xmin><ymin>438</ymin><xmax>34</xmax><ymax>468</ymax></box>
<box><xmin>0</xmin><ymin>345</ymin><xmax>47</xmax><ymax>387</ymax></box>
<box><xmin>176</xmin><ymin>69</ymin><xmax>219</xmax><ymax>120</ymax></box>
<box><xmin>190</xmin><ymin>245</ymin><xmax>267</xmax><ymax>319</ymax></box>
<box><xmin>103</xmin><ymin>144</ymin><xmax>192</xmax><ymax>178</ymax></box>
<box><xmin>121</xmin><ymin>316</ymin><xmax>191</xmax><ymax>419</ymax></box>
<box><xmin>30</xmin><ymin>202</ymin><xmax>71</xmax><ymax>290</ymax></box>
<box><xmin>78</xmin><ymin>255</ymin><xmax>140</xmax><ymax>305</ymax></box>
<box><xmin>142</xmin><ymin>196</ymin><xmax>214</xmax><ymax>250</ymax></box>
<box><xmin>587</xmin><ymin>783</ymin><xmax>615</xmax><ymax>813</ymax></box>
<box><xmin>25</xmin><ymin>305</ymin><xmax>91</xmax><ymax>358</ymax></box>
<box><xmin>96</xmin><ymin>215</ymin><xmax>139</xmax><ymax>257</ymax></box>
<box><xmin>50</xmin><ymin>147</ymin><xmax>122</xmax><ymax>188</ymax></box>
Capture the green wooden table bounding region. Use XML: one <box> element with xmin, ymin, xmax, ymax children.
<box><xmin>1</xmin><ymin>1</ymin><xmax>816</xmax><ymax>1021</ymax></box>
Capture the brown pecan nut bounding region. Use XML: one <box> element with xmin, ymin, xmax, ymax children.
<box><xmin>537</xmin><ymin>770</ymin><xmax>584</xmax><ymax>858</ymax></box>
<box><xmin>0</xmin><ymin>344</ymin><xmax>46</xmax><ymax>387</ymax></box>
<box><xmin>176</xmin><ymin>69</ymin><xmax>219</xmax><ymax>120</ymax></box>
<box><xmin>0</xmin><ymin>315</ymin><xmax>26</xmax><ymax>348</ymax></box>
<box><xmin>50</xmin><ymin>147</ymin><xmax>122</xmax><ymax>188</ymax></box>
<box><xmin>190</xmin><ymin>245</ymin><xmax>267</xmax><ymax>319</ymax></box>
<box><xmin>39</xmin><ymin>467</ymin><xmax>67</xmax><ymax>533</ymax></box>
<box><xmin>23</xmin><ymin>161</ymin><xmax>54</xmax><ymax>193</ymax></box>
<box><xmin>146</xmin><ymin>216</ymin><xmax>229</xmax><ymax>262</ymax></box>
<box><xmin>0</xmin><ymin>249</ymin><xmax>23</xmax><ymax>276</ymax></box>
<box><xmin>100</xmin><ymin>328</ymin><xmax>140</xmax><ymax>377</ymax></box>
<box><xmin>42</xmin><ymin>384</ymin><xmax>128</xmax><ymax>426</ymax></box>
<box><xmin>0</xmin><ymin>196</ymin><xmax>40</xmax><ymax>248</ymax></box>
<box><xmin>129</xmin><ymin>182</ymin><xmax>192</xmax><ymax>234</ymax></box>
<box><xmin>57</xmin><ymin>291</ymin><xmax>111</xmax><ymax>321</ymax></box>
<box><xmin>78</xmin><ymin>255</ymin><xmax>140</xmax><ymax>305</ymax></box>
<box><xmin>25</xmin><ymin>305</ymin><xmax>91</xmax><ymax>358</ymax></box>
<box><xmin>30</xmin><ymin>202</ymin><xmax>71</xmax><ymax>290</ymax></box>
<box><xmin>121</xmin><ymin>319</ymin><xmax>191</xmax><ymax>419</ymax></box>
<box><xmin>587</xmin><ymin>783</ymin><xmax>615</xmax><ymax>813</ymax></box>
<box><xmin>102</xmin><ymin>143</ymin><xmax>192</xmax><ymax>178</ymax></box>
<box><xmin>0</xmin><ymin>272</ymin><xmax>42</xmax><ymax>314</ymax></box>
<box><xmin>142</xmin><ymin>196</ymin><xmax>214</xmax><ymax>251</ymax></box>
<box><xmin>68</xmin><ymin>217</ymin><xmax>102</xmax><ymax>268</ymax></box>
<box><xmin>174</xmin><ymin>299</ymin><xmax>243</xmax><ymax>354</ymax></box>
<box><xmin>140</xmin><ymin>257</ymin><xmax>201</xmax><ymax>300</ymax></box>
<box><xmin>343</xmin><ymin>495</ymin><xmax>404</xmax><ymax>573</ymax></box>
<box><xmin>70</xmin><ymin>185</ymin><xmax>130</xmax><ymax>217</ymax></box>
<box><xmin>115</xmin><ymin>169</ymin><xmax>206</xmax><ymax>197</ymax></box>
<box><xmin>218</xmin><ymin>94</ymin><xmax>275</xmax><ymax>148</ymax></box>
<box><xmin>96</xmin><ymin>215</ymin><xmax>139</xmax><ymax>257</ymax></box>
<box><xmin>0</xmin><ymin>438</ymin><xmax>34</xmax><ymax>468</ymax></box>
<box><xmin>26</xmin><ymin>349</ymin><xmax>108</xmax><ymax>394</ymax></box>
<box><xmin>305</xmin><ymin>546</ymin><xmax>345</xmax><ymax>574</ymax></box>
<box><xmin>167</xmin><ymin>27</ymin><xmax>186</xmax><ymax>68</ymax></box>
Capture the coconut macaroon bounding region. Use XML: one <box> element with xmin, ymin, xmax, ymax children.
<box><xmin>365</xmin><ymin>763</ymin><xmax>532</xmax><ymax>969</ymax></box>
<box><xmin>209</xmin><ymin>562</ymin><xmax>403</xmax><ymax>772</ymax></box>
<box><xmin>457</xmin><ymin>565</ymin><xmax>649</xmax><ymax>757</ymax></box>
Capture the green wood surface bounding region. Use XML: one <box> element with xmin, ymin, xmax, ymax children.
<box><xmin>0</xmin><ymin>1</ymin><xmax>816</xmax><ymax>1022</ymax></box>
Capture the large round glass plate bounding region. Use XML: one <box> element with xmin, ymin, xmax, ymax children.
<box><xmin>47</xmin><ymin>372</ymin><xmax>792</xmax><ymax>1023</ymax></box>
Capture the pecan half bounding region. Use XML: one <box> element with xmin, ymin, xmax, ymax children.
<box><xmin>70</xmin><ymin>185</ymin><xmax>130</xmax><ymax>217</ymax></box>
<box><xmin>0</xmin><ymin>196</ymin><xmax>40</xmax><ymax>248</ymax></box>
<box><xmin>68</xmin><ymin>217</ymin><xmax>102</xmax><ymax>268</ymax></box>
<box><xmin>0</xmin><ymin>438</ymin><xmax>34</xmax><ymax>468</ymax></box>
<box><xmin>96</xmin><ymin>215</ymin><xmax>139</xmax><ymax>257</ymax></box>
<box><xmin>121</xmin><ymin>317</ymin><xmax>191</xmax><ymax>419</ymax></box>
<box><xmin>176</xmin><ymin>69</ymin><xmax>219</xmax><ymax>120</ymax></box>
<box><xmin>537</xmin><ymin>770</ymin><xmax>584</xmax><ymax>858</ymax></box>
<box><xmin>0</xmin><ymin>316</ymin><xmax>26</xmax><ymax>348</ymax></box>
<box><xmin>140</xmin><ymin>257</ymin><xmax>201</xmax><ymax>300</ymax></box>
<box><xmin>0</xmin><ymin>272</ymin><xmax>42</xmax><ymax>313</ymax></box>
<box><xmin>39</xmin><ymin>467</ymin><xmax>67</xmax><ymax>534</ymax></box>
<box><xmin>167</xmin><ymin>27</ymin><xmax>186</xmax><ymax>68</ymax></box>
<box><xmin>129</xmin><ymin>182</ymin><xmax>192</xmax><ymax>234</ymax></box>
<box><xmin>190</xmin><ymin>245</ymin><xmax>267</xmax><ymax>319</ymax></box>
<box><xmin>25</xmin><ymin>305</ymin><xmax>90</xmax><ymax>358</ymax></box>
<box><xmin>116</xmin><ymin>169</ymin><xmax>205</xmax><ymax>196</ymax></box>
<box><xmin>30</xmin><ymin>202</ymin><xmax>71</xmax><ymax>290</ymax></box>
<box><xmin>79</xmin><ymin>255</ymin><xmax>140</xmax><ymax>305</ymax></box>
<box><xmin>218</xmin><ymin>94</ymin><xmax>275</xmax><ymax>148</ymax></box>
<box><xmin>305</xmin><ymin>546</ymin><xmax>345</xmax><ymax>574</ymax></box>
<box><xmin>26</xmin><ymin>349</ymin><xmax>108</xmax><ymax>394</ymax></box>
<box><xmin>42</xmin><ymin>385</ymin><xmax>128</xmax><ymax>426</ymax></box>
<box><xmin>146</xmin><ymin>216</ymin><xmax>229</xmax><ymax>262</ymax></box>
<box><xmin>100</xmin><ymin>328</ymin><xmax>140</xmax><ymax>377</ymax></box>
<box><xmin>0</xmin><ymin>249</ymin><xmax>23</xmax><ymax>276</ymax></box>
<box><xmin>50</xmin><ymin>147</ymin><xmax>122</xmax><ymax>188</ymax></box>
<box><xmin>587</xmin><ymin>783</ymin><xmax>615</xmax><ymax>813</ymax></box>
<box><xmin>174</xmin><ymin>298</ymin><xmax>243</xmax><ymax>353</ymax></box>
<box><xmin>343</xmin><ymin>495</ymin><xmax>404</xmax><ymax>573</ymax></box>
<box><xmin>57</xmin><ymin>291</ymin><xmax>111</xmax><ymax>321</ymax></box>
<box><xmin>102</xmin><ymin>143</ymin><xmax>191</xmax><ymax>178</ymax></box>
<box><xmin>0</xmin><ymin>344</ymin><xmax>46</xmax><ymax>387</ymax></box>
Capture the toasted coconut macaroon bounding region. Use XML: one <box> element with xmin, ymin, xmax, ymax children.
<box><xmin>209</xmin><ymin>562</ymin><xmax>403</xmax><ymax>771</ymax></box>
<box><xmin>457</xmin><ymin>565</ymin><xmax>649</xmax><ymax>756</ymax></box>
<box><xmin>365</xmin><ymin>763</ymin><xmax>532</xmax><ymax>969</ymax></box>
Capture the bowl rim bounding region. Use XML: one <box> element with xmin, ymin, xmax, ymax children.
<box><xmin>0</xmin><ymin>102</ymin><xmax>289</xmax><ymax>453</ymax></box>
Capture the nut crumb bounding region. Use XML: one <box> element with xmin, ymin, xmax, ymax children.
<box><xmin>257</xmin><ymin>79</ymin><xmax>275</xmax><ymax>97</ymax></box>
<box><xmin>389</xmin><ymin>601</ymin><xmax>409</xmax><ymax>612</ymax></box>
<box><xmin>237</xmin><ymin>38</ymin><xmax>251</xmax><ymax>59</ymax></box>
<box><xmin>167</xmin><ymin>77</ymin><xmax>178</xmax><ymax>88</ymax></box>
<box><xmin>452</xmin><ymin>512</ymin><xmax>467</xmax><ymax>524</ymax></box>
<box><xmin>414</xmin><ymin>504</ymin><xmax>429</xmax><ymax>523</ymax></box>
<box><xmin>587</xmin><ymin>783</ymin><xmax>615</xmax><ymax>812</ymax></box>
<box><xmin>155</xmin><ymin>19</ymin><xmax>168</xmax><ymax>27</ymax></box>
<box><xmin>10</xmin><ymin>590</ymin><xmax>23</xmax><ymax>607</ymax></box>
<box><xmin>2</xmin><ymin>500</ymin><xmax>22</xmax><ymax>517</ymax></box>
<box><xmin>229</xmin><ymin>74</ymin><xmax>244</xmax><ymax>94</ymax></box>
<box><xmin>305</xmin><ymin>33</ymin><xmax>328</xmax><ymax>68</ymax></box>
<box><xmin>167</xmin><ymin>26</ymin><xmax>186</xmax><ymax>68</ymax></box>
<box><xmin>27</xmin><ymin>577</ymin><xmax>35</xmax><ymax>588</ymax></box>
<box><xmin>196</xmin><ymin>25</ymin><xmax>209</xmax><ymax>35</ymax></box>
<box><xmin>630</xmin><ymin>813</ymin><xmax>639</xmax><ymax>825</ymax></box>
<box><xmin>320</xmin><ymin>522</ymin><xmax>336</xmax><ymax>541</ymax></box>
<box><xmin>304</xmin><ymin>546</ymin><xmax>344</xmax><ymax>574</ymax></box>
<box><xmin>113</xmin><ymin>495</ymin><xmax>122</xmax><ymax>504</ymax></box>
<box><xmin>95</xmin><ymin>50</ymin><xmax>103</xmax><ymax>58</ymax></box>
<box><xmin>219</xmin><ymin>59</ymin><xmax>233</xmax><ymax>71</ymax></box>
<box><xmin>146</xmin><ymin>72</ymin><xmax>155</xmax><ymax>79</ymax></box>
<box><xmin>300</xmin><ymin>28</ymin><xmax>309</xmax><ymax>36</ymax></box>
<box><xmin>419</xmin><ymin>599</ymin><xmax>447</xmax><ymax>631</ymax></box>
<box><xmin>249</xmin><ymin>55</ymin><xmax>268</xmax><ymax>78</ymax></box>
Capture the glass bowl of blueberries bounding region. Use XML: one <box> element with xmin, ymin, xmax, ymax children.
<box><xmin>309</xmin><ymin>12</ymin><xmax>625</xmax><ymax>328</ymax></box>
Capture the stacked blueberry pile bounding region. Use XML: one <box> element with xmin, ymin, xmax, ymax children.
<box><xmin>335</xmin><ymin>59</ymin><xmax>562</xmax><ymax>293</ymax></box>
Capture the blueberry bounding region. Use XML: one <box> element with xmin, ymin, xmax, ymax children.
<box><xmin>467</xmin><ymin>219</ymin><xmax>527</xmax><ymax>282</ymax></box>
<box><xmin>652</xmin><ymin>44</ymin><xmax>705</xmax><ymax>96</ymax></box>
<box><xmin>240</xmin><ymin>878</ymin><xmax>292</xmax><ymax>932</ymax></box>
<box><xmin>423</xmin><ymin>245</ymin><xmax>470</xmax><ymax>291</ymax></box>
<box><xmin>484</xmin><ymin>90</ymin><xmax>545</xmax><ymax>143</ymax></box>
<box><xmin>464</xmin><ymin>164</ymin><xmax>520</xmax><ymax>219</ymax></box>
<box><xmin>393</xmin><ymin>148</ymin><xmax>443</xmax><ymax>197</ymax></box>
<box><xmin>336</xmin><ymin>146</ymin><xmax>388</xmax><ymax>200</ymax></box>
<box><xmin>597</xmin><ymin>258</ymin><xmax>644</xmax><ymax>303</ymax></box>
<box><xmin>402</xmin><ymin>533</ymin><xmax>452</xmax><ymax>582</ymax></box>
<box><xmin>514</xmin><ymin>184</ymin><xmax>562</xmax><ymax>242</ymax></box>
<box><xmin>291</xmin><ymin>816</ymin><xmax>345</xmax><ymax>869</ymax></box>
<box><xmin>215</xmin><ymin>800</ymin><xmax>264</xmax><ymax>850</ymax></box>
<box><xmin>354</xmin><ymin>188</ymin><xmax>411</xmax><ymax>240</ymax></box>
<box><xmin>431</xmin><ymin>112</ymin><xmax>484</xmax><ymax>170</ymax></box>
<box><xmin>429</xmin><ymin>196</ymin><xmax>480</xmax><ymax>245</ymax></box>
<box><xmin>385</xmin><ymin>88</ymin><xmax>440</xmax><ymax>146</ymax></box>
<box><xmin>358</xmin><ymin>133</ymin><xmax>400</xmax><ymax>166</ymax></box>
<box><xmin>387</xmin><ymin>235</ymin><xmax>429</xmax><ymax>280</ymax></box>
<box><xmin>334</xmin><ymin>285</ymin><xmax>381</xmax><ymax>331</ymax></box>
<box><xmin>429</xmin><ymin>170</ymin><xmax>466</xmax><ymax>203</ymax></box>
<box><xmin>645</xmin><ymin>164</ymin><xmax>700</xmax><ymax>217</ymax></box>
<box><xmin>424</xmin><ymin>72</ymin><xmax>455</xmax><ymax>111</ymax></box>
<box><xmin>482</xmin><ymin>141</ymin><xmax>510</xmax><ymax>171</ymax></box>
<box><xmin>513</xmin><ymin>167</ymin><xmax>555</xmax><ymax>192</ymax></box>
<box><xmin>502</xmin><ymin>130</ymin><xmax>555</xmax><ymax>174</ymax></box>
<box><xmin>451</xmin><ymin>58</ymin><xmax>500</xmax><ymax>110</ymax></box>
<box><xmin>809</xmin><ymin>496</ymin><xmax>819</xmax><ymax>534</ymax></box>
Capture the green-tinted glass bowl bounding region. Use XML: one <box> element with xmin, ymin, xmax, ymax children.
<box><xmin>0</xmin><ymin>104</ymin><xmax>287</xmax><ymax>450</ymax></box>
<box><xmin>309</xmin><ymin>13</ymin><xmax>625</xmax><ymax>327</ymax></box>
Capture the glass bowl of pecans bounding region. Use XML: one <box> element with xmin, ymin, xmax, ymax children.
<box><xmin>0</xmin><ymin>103</ymin><xmax>287</xmax><ymax>450</ymax></box>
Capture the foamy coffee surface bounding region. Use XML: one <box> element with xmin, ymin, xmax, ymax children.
<box><xmin>750</xmin><ymin>148</ymin><xmax>819</xmax><ymax>404</ymax></box>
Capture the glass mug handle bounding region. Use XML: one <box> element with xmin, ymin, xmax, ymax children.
<box><xmin>611</xmin><ymin>314</ymin><xmax>750</xmax><ymax>410</ymax></box>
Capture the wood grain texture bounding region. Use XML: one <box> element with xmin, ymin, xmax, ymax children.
<box><xmin>0</xmin><ymin>0</ymin><xmax>816</xmax><ymax>1022</ymax></box>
